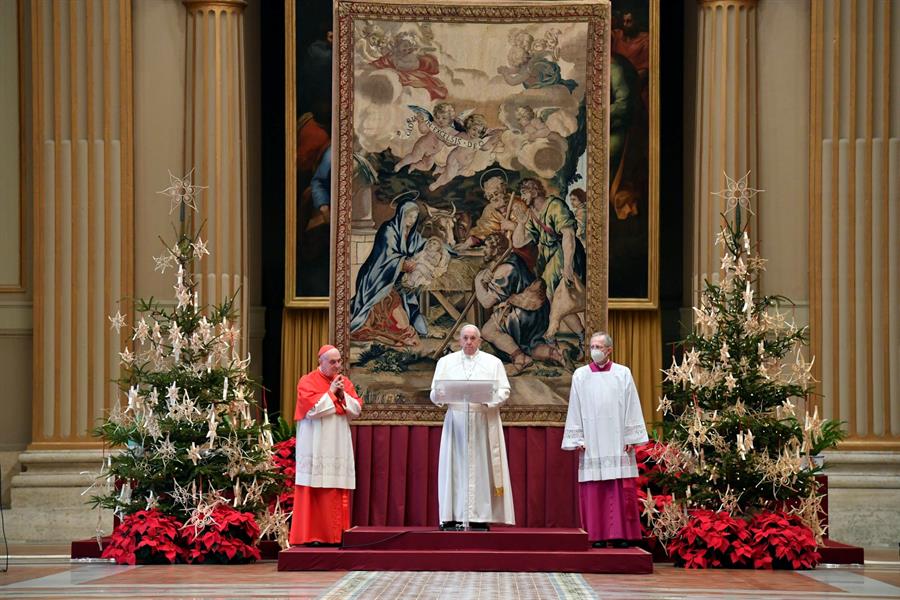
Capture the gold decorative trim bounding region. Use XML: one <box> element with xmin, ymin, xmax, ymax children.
<box><xmin>331</xmin><ymin>0</ymin><xmax>610</xmax><ymax>425</ymax></box>
<box><xmin>608</xmin><ymin>0</ymin><xmax>659</xmax><ymax>310</ymax></box>
<box><xmin>355</xmin><ymin>404</ymin><xmax>568</xmax><ymax>427</ymax></box>
<box><xmin>837</xmin><ymin>439</ymin><xmax>900</xmax><ymax>451</ymax></box>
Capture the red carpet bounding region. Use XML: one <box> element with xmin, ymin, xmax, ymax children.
<box><xmin>277</xmin><ymin>526</ymin><xmax>653</xmax><ymax>573</ymax></box>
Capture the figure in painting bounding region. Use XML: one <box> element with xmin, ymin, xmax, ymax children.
<box><xmin>400</xmin><ymin>236</ymin><xmax>451</xmax><ymax>290</ymax></box>
<box><xmin>497</xmin><ymin>29</ymin><xmax>577</xmax><ymax>94</ymax></box>
<box><xmin>429</xmin><ymin>114</ymin><xmax>503</xmax><ymax>191</ymax></box>
<box><xmin>514</xmin><ymin>105</ymin><xmax>555</xmax><ymax>142</ymax></box>
<box><xmin>612</xmin><ymin>10</ymin><xmax>650</xmax><ymax>109</ymax></box>
<box><xmin>350</xmin><ymin>196</ymin><xmax>428</xmax><ymax>347</ymax></box>
<box><xmin>513</xmin><ymin>178</ymin><xmax>585</xmax><ymax>343</ymax></box>
<box><xmin>474</xmin><ymin>233</ymin><xmax>565</xmax><ymax>375</ymax></box>
<box><xmin>394</xmin><ymin>102</ymin><xmax>457</xmax><ymax>173</ymax></box>
<box><xmin>609</xmin><ymin>53</ymin><xmax>642</xmax><ymax>221</ymax></box>
<box><xmin>370</xmin><ymin>30</ymin><xmax>448</xmax><ymax>101</ymax></box>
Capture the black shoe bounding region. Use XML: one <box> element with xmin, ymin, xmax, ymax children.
<box><xmin>440</xmin><ymin>521</ymin><xmax>460</xmax><ymax>531</ymax></box>
<box><xmin>469</xmin><ymin>522</ymin><xmax>490</xmax><ymax>531</ymax></box>
<box><xmin>592</xmin><ymin>541</ymin><xmax>608</xmax><ymax>548</ymax></box>
<box><xmin>611</xmin><ymin>539</ymin><xmax>630</xmax><ymax>548</ymax></box>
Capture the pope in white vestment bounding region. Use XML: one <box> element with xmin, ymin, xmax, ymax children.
<box><xmin>562</xmin><ymin>332</ymin><xmax>648</xmax><ymax>546</ymax></box>
<box><xmin>430</xmin><ymin>325</ymin><xmax>515</xmax><ymax>528</ymax></box>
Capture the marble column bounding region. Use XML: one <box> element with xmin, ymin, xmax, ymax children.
<box><xmin>689</xmin><ymin>0</ymin><xmax>759</xmax><ymax>304</ymax></box>
<box><xmin>183</xmin><ymin>0</ymin><xmax>249</xmax><ymax>349</ymax></box>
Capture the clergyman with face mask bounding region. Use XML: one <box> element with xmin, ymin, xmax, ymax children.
<box><xmin>561</xmin><ymin>331</ymin><xmax>648</xmax><ymax>548</ymax></box>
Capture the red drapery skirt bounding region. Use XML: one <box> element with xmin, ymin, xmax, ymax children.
<box><xmin>349</xmin><ymin>425</ymin><xmax>580</xmax><ymax>528</ymax></box>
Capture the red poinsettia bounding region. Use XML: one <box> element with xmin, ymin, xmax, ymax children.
<box><xmin>271</xmin><ymin>438</ymin><xmax>296</xmax><ymax>513</ymax></box>
<box><xmin>667</xmin><ymin>510</ymin><xmax>754</xmax><ymax>569</ymax></box>
<box><xmin>747</xmin><ymin>510</ymin><xmax>820</xmax><ymax>569</ymax></box>
<box><xmin>101</xmin><ymin>509</ymin><xmax>186</xmax><ymax>565</ymax></box>
<box><xmin>182</xmin><ymin>505</ymin><xmax>262</xmax><ymax>564</ymax></box>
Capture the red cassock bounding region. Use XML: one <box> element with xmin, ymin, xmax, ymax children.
<box><xmin>289</xmin><ymin>369</ymin><xmax>362</xmax><ymax>545</ymax></box>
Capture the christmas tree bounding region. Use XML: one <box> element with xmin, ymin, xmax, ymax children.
<box><xmin>89</xmin><ymin>172</ymin><xmax>289</xmax><ymax>564</ymax></box>
<box><xmin>643</xmin><ymin>174</ymin><xmax>843</xmax><ymax>560</ymax></box>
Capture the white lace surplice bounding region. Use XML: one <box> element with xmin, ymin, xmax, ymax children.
<box><xmin>562</xmin><ymin>363</ymin><xmax>648</xmax><ymax>482</ymax></box>
<box><xmin>295</xmin><ymin>393</ymin><xmax>361</xmax><ymax>489</ymax></box>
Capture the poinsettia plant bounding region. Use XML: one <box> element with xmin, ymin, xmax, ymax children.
<box><xmin>667</xmin><ymin>510</ymin><xmax>754</xmax><ymax>569</ymax></box>
<box><xmin>101</xmin><ymin>509</ymin><xmax>186</xmax><ymax>565</ymax></box>
<box><xmin>666</xmin><ymin>508</ymin><xmax>820</xmax><ymax>570</ymax></box>
<box><xmin>271</xmin><ymin>437</ymin><xmax>296</xmax><ymax>514</ymax></box>
<box><xmin>183</xmin><ymin>505</ymin><xmax>261</xmax><ymax>564</ymax></box>
<box><xmin>748</xmin><ymin>510</ymin><xmax>820</xmax><ymax>569</ymax></box>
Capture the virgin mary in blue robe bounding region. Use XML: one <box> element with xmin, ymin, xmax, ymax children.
<box><xmin>350</xmin><ymin>198</ymin><xmax>428</xmax><ymax>337</ymax></box>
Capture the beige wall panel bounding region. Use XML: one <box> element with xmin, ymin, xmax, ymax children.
<box><xmin>0</xmin><ymin>0</ymin><xmax>22</xmax><ymax>289</ymax></box>
<box><xmin>0</xmin><ymin>334</ymin><xmax>32</xmax><ymax>450</ymax></box>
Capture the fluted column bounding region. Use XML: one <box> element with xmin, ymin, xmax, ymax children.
<box><xmin>30</xmin><ymin>0</ymin><xmax>134</xmax><ymax>447</ymax></box>
<box><xmin>690</xmin><ymin>0</ymin><xmax>758</xmax><ymax>302</ymax></box>
<box><xmin>810</xmin><ymin>0</ymin><xmax>899</xmax><ymax>445</ymax></box>
<box><xmin>183</xmin><ymin>0</ymin><xmax>249</xmax><ymax>348</ymax></box>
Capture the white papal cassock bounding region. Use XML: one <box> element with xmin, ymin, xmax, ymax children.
<box><xmin>562</xmin><ymin>362</ymin><xmax>649</xmax><ymax>482</ymax></box>
<box><xmin>430</xmin><ymin>350</ymin><xmax>515</xmax><ymax>524</ymax></box>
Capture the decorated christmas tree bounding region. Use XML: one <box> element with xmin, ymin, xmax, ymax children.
<box><xmin>642</xmin><ymin>174</ymin><xmax>844</xmax><ymax>569</ymax></box>
<box><xmin>89</xmin><ymin>172</ymin><xmax>290</xmax><ymax>564</ymax></box>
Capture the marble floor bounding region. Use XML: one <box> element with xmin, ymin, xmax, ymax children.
<box><xmin>0</xmin><ymin>548</ymin><xmax>898</xmax><ymax>600</ymax></box>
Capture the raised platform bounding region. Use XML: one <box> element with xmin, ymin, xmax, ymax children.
<box><xmin>277</xmin><ymin>526</ymin><xmax>654</xmax><ymax>574</ymax></box>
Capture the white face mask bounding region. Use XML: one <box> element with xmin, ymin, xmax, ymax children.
<box><xmin>590</xmin><ymin>348</ymin><xmax>608</xmax><ymax>364</ymax></box>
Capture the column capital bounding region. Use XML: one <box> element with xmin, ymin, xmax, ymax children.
<box><xmin>697</xmin><ymin>0</ymin><xmax>758</xmax><ymax>8</ymax></box>
<box><xmin>183</xmin><ymin>0</ymin><xmax>247</xmax><ymax>12</ymax></box>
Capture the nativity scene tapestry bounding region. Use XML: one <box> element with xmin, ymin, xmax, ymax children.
<box><xmin>331</xmin><ymin>0</ymin><xmax>610</xmax><ymax>425</ymax></box>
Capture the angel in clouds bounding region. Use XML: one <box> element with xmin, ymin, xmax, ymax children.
<box><xmin>428</xmin><ymin>113</ymin><xmax>504</xmax><ymax>191</ymax></box>
<box><xmin>394</xmin><ymin>102</ymin><xmax>458</xmax><ymax>173</ymax></box>
<box><xmin>498</xmin><ymin>28</ymin><xmax>576</xmax><ymax>93</ymax></box>
<box><xmin>514</xmin><ymin>105</ymin><xmax>559</xmax><ymax>142</ymax></box>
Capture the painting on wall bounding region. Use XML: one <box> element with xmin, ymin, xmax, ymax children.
<box><xmin>286</xmin><ymin>0</ymin><xmax>335</xmax><ymax>305</ymax></box>
<box><xmin>607</xmin><ymin>0</ymin><xmax>658</xmax><ymax>308</ymax></box>
<box><xmin>330</xmin><ymin>0</ymin><xmax>610</xmax><ymax>425</ymax></box>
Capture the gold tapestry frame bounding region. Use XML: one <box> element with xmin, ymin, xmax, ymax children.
<box><xmin>331</xmin><ymin>0</ymin><xmax>610</xmax><ymax>426</ymax></box>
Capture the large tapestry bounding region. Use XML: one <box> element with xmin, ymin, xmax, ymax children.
<box><xmin>331</xmin><ymin>0</ymin><xmax>610</xmax><ymax>425</ymax></box>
